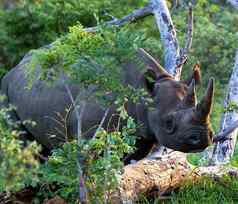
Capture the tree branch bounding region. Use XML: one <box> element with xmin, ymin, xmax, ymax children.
<box><xmin>92</xmin><ymin>108</ymin><xmax>110</xmax><ymax>139</ymax></box>
<box><xmin>177</xmin><ymin>3</ymin><xmax>193</xmax><ymax>69</ymax></box>
<box><xmin>213</xmin><ymin>119</ymin><xmax>238</xmax><ymax>143</ymax></box>
<box><xmin>84</xmin><ymin>4</ymin><xmax>153</xmax><ymax>32</ymax></box>
<box><xmin>64</xmin><ymin>84</ymin><xmax>88</xmax><ymax>203</ymax></box>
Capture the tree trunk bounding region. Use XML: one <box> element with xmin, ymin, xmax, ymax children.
<box><xmin>227</xmin><ymin>0</ymin><xmax>238</xmax><ymax>9</ymax></box>
<box><xmin>211</xmin><ymin>50</ymin><xmax>238</xmax><ymax>164</ymax></box>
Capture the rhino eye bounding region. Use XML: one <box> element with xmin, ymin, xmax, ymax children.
<box><xmin>163</xmin><ymin>115</ymin><xmax>176</xmax><ymax>134</ymax></box>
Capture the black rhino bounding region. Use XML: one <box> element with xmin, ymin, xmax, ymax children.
<box><xmin>0</xmin><ymin>48</ymin><xmax>214</xmax><ymax>160</ymax></box>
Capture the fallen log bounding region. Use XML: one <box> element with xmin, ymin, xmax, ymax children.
<box><xmin>111</xmin><ymin>151</ymin><xmax>238</xmax><ymax>203</ymax></box>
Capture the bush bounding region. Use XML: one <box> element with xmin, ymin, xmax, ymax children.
<box><xmin>33</xmin><ymin>114</ymin><xmax>136</xmax><ymax>203</ymax></box>
<box><xmin>0</xmin><ymin>104</ymin><xmax>40</xmax><ymax>192</ymax></box>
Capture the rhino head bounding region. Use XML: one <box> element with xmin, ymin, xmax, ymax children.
<box><xmin>139</xmin><ymin>49</ymin><xmax>214</xmax><ymax>152</ymax></box>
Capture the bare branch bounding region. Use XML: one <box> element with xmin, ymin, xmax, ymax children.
<box><xmin>84</xmin><ymin>4</ymin><xmax>153</xmax><ymax>32</ymax></box>
<box><xmin>177</xmin><ymin>3</ymin><xmax>193</xmax><ymax>68</ymax></box>
<box><xmin>184</xmin><ymin>4</ymin><xmax>193</xmax><ymax>56</ymax></box>
<box><xmin>93</xmin><ymin>108</ymin><xmax>110</xmax><ymax>139</ymax></box>
<box><xmin>64</xmin><ymin>84</ymin><xmax>88</xmax><ymax>203</ymax></box>
<box><xmin>211</xmin><ymin>50</ymin><xmax>238</xmax><ymax>164</ymax></box>
<box><xmin>213</xmin><ymin>119</ymin><xmax>238</xmax><ymax>143</ymax></box>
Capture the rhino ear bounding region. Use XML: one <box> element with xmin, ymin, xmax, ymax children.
<box><xmin>184</xmin><ymin>63</ymin><xmax>201</xmax><ymax>86</ymax></box>
<box><xmin>137</xmin><ymin>48</ymin><xmax>173</xmax><ymax>79</ymax></box>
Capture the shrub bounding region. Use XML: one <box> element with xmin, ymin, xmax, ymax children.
<box><xmin>34</xmin><ymin>114</ymin><xmax>136</xmax><ymax>203</ymax></box>
<box><xmin>0</xmin><ymin>105</ymin><xmax>40</xmax><ymax>192</ymax></box>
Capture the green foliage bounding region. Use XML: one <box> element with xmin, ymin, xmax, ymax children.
<box><xmin>0</xmin><ymin>0</ymin><xmax>146</xmax><ymax>72</ymax></box>
<box><xmin>231</xmin><ymin>144</ymin><xmax>238</xmax><ymax>168</ymax></box>
<box><xmin>35</xmin><ymin>115</ymin><xmax>136</xmax><ymax>203</ymax></box>
<box><xmin>25</xmin><ymin>24</ymin><xmax>159</xmax><ymax>106</ymax></box>
<box><xmin>36</xmin><ymin>141</ymin><xmax>78</xmax><ymax>203</ymax></box>
<box><xmin>0</xmin><ymin>106</ymin><xmax>40</xmax><ymax>192</ymax></box>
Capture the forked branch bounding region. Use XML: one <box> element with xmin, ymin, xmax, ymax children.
<box><xmin>150</xmin><ymin>0</ymin><xmax>193</xmax><ymax>80</ymax></box>
<box><xmin>177</xmin><ymin>3</ymin><xmax>193</xmax><ymax>69</ymax></box>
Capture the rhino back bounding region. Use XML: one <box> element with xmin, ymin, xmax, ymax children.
<box><xmin>1</xmin><ymin>55</ymin><xmax>148</xmax><ymax>149</ymax></box>
<box><xmin>1</xmin><ymin>56</ymin><xmax>84</xmax><ymax>148</ymax></box>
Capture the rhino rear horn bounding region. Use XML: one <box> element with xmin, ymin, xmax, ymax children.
<box><xmin>195</xmin><ymin>78</ymin><xmax>214</xmax><ymax>122</ymax></box>
<box><xmin>184</xmin><ymin>63</ymin><xmax>201</xmax><ymax>86</ymax></box>
<box><xmin>181</xmin><ymin>79</ymin><xmax>197</xmax><ymax>108</ymax></box>
<box><xmin>137</xmin><ymin>48</ymin><xmax>173</xmax><ymax>79</ymax></box>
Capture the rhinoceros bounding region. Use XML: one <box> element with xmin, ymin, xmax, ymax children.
<box><xmin>0</xmin><ymin>48</ymin><xmax>214</xmax><ymax>160</ymax></box>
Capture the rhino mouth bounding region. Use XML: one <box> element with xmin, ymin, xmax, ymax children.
<box><xmin>180</xmin><ymin>126</ymin><xmax>213</xmax><ymax>151</ymax></box>
<box><xmin>187</xmin><ymin>148</ymin><xmax>205</xmax><ymax>153</ymax></box>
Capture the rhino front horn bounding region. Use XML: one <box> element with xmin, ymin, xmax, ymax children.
<box><xmin>137</xmin><ymin>48</ymin><xmax>172</xmax><ymax>78</ymax></box>
<box><xmin>195</xmin><ymin>78</ymin><xmax>214</xmax><ymax>122</ymax></box>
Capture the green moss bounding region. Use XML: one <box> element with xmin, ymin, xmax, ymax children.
<box><xmin>164</xmin><ymin>176</ymin><xmax>238</xmax><ymax>204</ymax></box>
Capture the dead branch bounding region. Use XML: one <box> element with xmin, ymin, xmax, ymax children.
<box><xmin>177</xmin><ymin>3</ymin><xmax>193</xmax><ymax>69</ymax></box>
<box><xmin>183</xmin><ymin>4</ymin><xmax>193</xmax><ymax>55</ymax></box>
<box><xmin>84</xmin><ymin>4</ymin><xmax>153</xmax><ymax>32</ymax></box>
<box><xmin>213</xmin><ymin>119</ymin><xmax>238</xmax><ymax>143</ymax></box>
<box><xmin>63</xmin><ymin>83</ymin><xmax>88</xmax><ymax>203</ymax></box>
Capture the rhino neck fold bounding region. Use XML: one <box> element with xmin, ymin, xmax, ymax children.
<box><xmin>127</xmin><ymin>100</ymin><xmax>154</xmax><ymax>140</ymax></box>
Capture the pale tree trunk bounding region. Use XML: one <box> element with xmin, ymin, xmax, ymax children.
<box><xmin>150</xmin><ymin>0</ymin><xmax>180</xmax><ymax>77</ymax></box>
<box><xmin>227</xmin><ymin>0</ymin><xmax>238</xmax><ymax>8</ymax></box>
<box><xmin>211</xmin><ymin>51</ymin><xmax>238</xmax><ymax>164</ymax></box>
<box><xmin>150</xmin><ymin>0</ymin><xmax>193</xmax><ymax>79</ymax></box>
